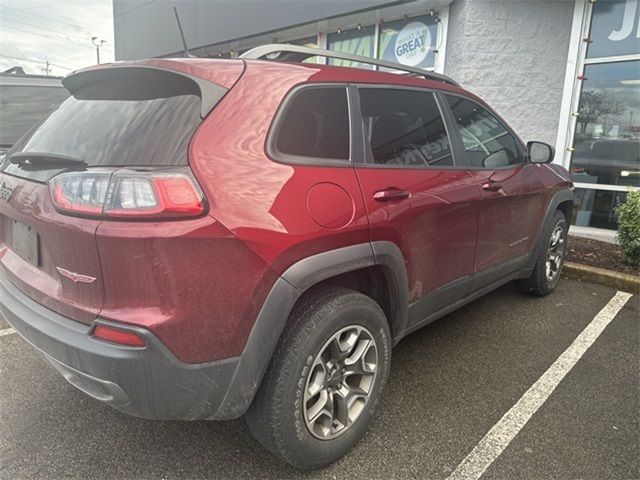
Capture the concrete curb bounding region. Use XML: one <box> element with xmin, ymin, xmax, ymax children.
<box><xmin>563</xmin><ymin>262</ymin><xmax>640</xmax><ymax>294</ymax></box>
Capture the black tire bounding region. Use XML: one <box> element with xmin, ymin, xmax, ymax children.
<box><xmin>246</xmin><ymin>286</ymin><xmax>391</xmax><ymax>470</ymax></box>
<box><xmin>517</xmin><ymin>210</ymin><xmax>568</xmax><ymax>296</ymax></box>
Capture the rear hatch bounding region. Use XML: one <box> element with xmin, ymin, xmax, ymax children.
<box><xmin>0</xmin><ymin>62</ymin><xmax>241</xmax><ymax>324</ymax></box>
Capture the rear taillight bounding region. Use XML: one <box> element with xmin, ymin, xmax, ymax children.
<box><xmin>50</xmin><ymin>168</ymin><xmax>206</xmax><ymax>220</ymax></box>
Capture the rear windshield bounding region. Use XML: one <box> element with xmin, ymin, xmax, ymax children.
<box><xmin>5</xmin><ymin>68</ymin><xmax>205</xmax><ymax>172</ymax></box>
<box><xmin>0</xmin><ymin>85</ymin><xmax>69</xmax><ymax>147</ymax></box>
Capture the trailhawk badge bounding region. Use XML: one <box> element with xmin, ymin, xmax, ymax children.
<box><xmin>0</xmin><ymin>181</ymin><xmax>13</xmax><ymax>202</ymax></box>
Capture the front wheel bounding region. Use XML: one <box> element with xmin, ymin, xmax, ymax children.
<box><xmin>517</xmin><ymin>210</ymin><xmax>568</xmax><ymax>296</ymax></box>
<box><xmin>246</xmin><ymin>286</ymin><xmax>391</xmax><ymax>470</ymax></box>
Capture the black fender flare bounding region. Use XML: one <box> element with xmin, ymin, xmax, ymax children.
<box><xmin>215</xmin><ymin>241</ymin><xmax>408</xmax><ymax>419</ymax></box>
<box><xmin>527</xmin><ymin>188</ymin><xmax>574</xmax><ymax>268</ymax></box>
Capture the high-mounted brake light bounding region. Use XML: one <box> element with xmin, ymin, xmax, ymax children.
<box><xmin>49</xmin><ymin>168</ymin><xmax>206</xmax><ymax>220</ymax></box>
<box><xmin>92</xmin><ymin>324</ymin><xmax>146</xmax><ymax>347</ymax></box>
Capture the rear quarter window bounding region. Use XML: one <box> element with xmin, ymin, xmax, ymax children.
<box><xmin>271</xmin><ymin>86</ymin><xmax>350</xmax><ymax>163</ymax></box>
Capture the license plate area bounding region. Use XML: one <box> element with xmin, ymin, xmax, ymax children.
<box><xmin>12</xmin><ymin>220</ymin><xmax>39</xmax><ymax>266</ymax></box>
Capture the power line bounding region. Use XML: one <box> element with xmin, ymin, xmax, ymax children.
<box><xmin>0</xmin><ymin>54</ymin><xmax>73</xmax><ymax>71</ymax></box>
<box><xmin>0</xmin><ymin>5</ymin><xmax>110</xmax><ymax>34</ymax></box>
<box><xmin>1</xmin><ymin>4</ymin><xmax>111</xmax><ymax>33</ymax></box>
<box><xmin>0</xmin><ymin>14</ymin><xmax>113</xmax><ymax>49</ymax></box>
<box><xmin>0</xmin><ymin>18</ymin><xmax>113</xmax><ymax>50</ymax></box>
<box><xmin>0</xmin><ymin>23</ymin><xmax>105</xmax><ymax>52</ymax></box>
<box><xmin>4</xmin><ymin>7</ymin><xmax>109</xmax><ymax>41</ymax></box>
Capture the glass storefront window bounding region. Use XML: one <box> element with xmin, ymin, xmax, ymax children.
<box><xmin>286</xmin><ymin>37</ymin><xmax>318</xmax><ymax>48</ymax></box>
<box><xmin>264</xmin><ymin>36</ymin><xmax>319</xmax><ymax>63</ymax></box>
<box><xmin>572</xmin><ymin>188</ymin><xmax>629</xmax><ymax>229</ymax></box>
<box><xmin>587</xmin><ymin>0</ymin><xmax>640</xmax><ymax>58</ymax></box>
<box><xmin>570</xmin><ymin>60</ymin><xmax>640</xmax><ymax>189</ymax></box>
<box><xmin>327</xmin><ymin>25</ymin><xmax>375</xmax><ymax>69</ymax></box>
<box><xmin>377</xmin><ymin>15</ymin><xmax>438</xmax><ymax>70</ymax></box>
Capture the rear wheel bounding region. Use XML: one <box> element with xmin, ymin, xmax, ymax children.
<box><xmin>246</xmin><ymin>286</ymin><xmax>391</xmax><ymax>470</ymax></box>
<box><xmin>517</xmin><ymin>210</ymin><xmax>568</xmax><ymax>296</ymax></box>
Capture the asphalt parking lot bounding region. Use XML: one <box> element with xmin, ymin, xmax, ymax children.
<box><xmin>1</xmin><ymin>278</ymin><xmax>638</xmax><ymax>479</ymax></box>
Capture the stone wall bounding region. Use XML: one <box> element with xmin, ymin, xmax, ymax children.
<box><xmin>444</xmin><ymin>0</ymin><xmax>575</xmax><ymax>145</ymax></box>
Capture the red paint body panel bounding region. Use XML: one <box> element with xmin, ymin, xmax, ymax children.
<box><xmin>355</xmin><ymin>168</ymin><xmax>480</xmax><ymax>302</ymax></box>
<box><xmin>95</xmin><ymin>216</ymin><xmax>275</xmax><ymax>363</ymax></box>
<box><xmin>188</xmin><ymin>61</ymin><xmax>371</xmax><ymax>276</ymax></box>
<box><xmin>0</xmin><ymin>175</ymin><xmax>103</xmax><ymax>323</ymax></box>
<box><xmin>470</xmin><ymin>164</ymin><xmax>547</xmax><ymax>271</ymax></box>
<box><xmin>1</xmin><ymin>58</ymin><xmax>573</xmax><ymax>365</ymax></box>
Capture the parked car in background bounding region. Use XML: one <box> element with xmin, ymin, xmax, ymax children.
<box><xmin>0</xmin><ymin>45</ymin><xmax>573</xmax><ymax>470</ymax></box>
<box><xmin>571</xmin><ymin>138</ymin><xmax>640</xmax><ymax>187</ymax></box>
<box><xmin>0</xmin><ymin>67</ymin><xmax>69</xmax><ymax>157</ymax></box>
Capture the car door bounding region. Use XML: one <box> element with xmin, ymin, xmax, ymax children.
<box><xmin>442</xmin><ymin>94</ymin><xmax>547</xmax><ymax>285</ymax></box>
<box><xmin>352</xmin><ymin>86</ymin><xmax>480</xmax><ymax>325</ymax></box>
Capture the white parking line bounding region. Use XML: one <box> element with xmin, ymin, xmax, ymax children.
<box><xmin>0</xmin><ymin>327</ymin><xmax>16</xmax><ymax>337</ymax></box>
<box><xmin>447</xmin><ymin>290</ymin><xmax>633</xmax><ymax>480</ymax></box>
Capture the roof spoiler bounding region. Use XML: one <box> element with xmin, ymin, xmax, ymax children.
<box><xmin>62</xmin><ymin>65</ymin><xmax>227</xmax><ymax>118</ymax></box>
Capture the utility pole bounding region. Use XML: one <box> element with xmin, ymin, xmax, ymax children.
<box><xmin>91</xmin><ymin>36</ymin><xmax>106</xmax><ymax>64</ymax></box>
<box><xmin>41</xmin><ymin>59</ymin><xmax>51</xmax><ymax>76</ymax></box>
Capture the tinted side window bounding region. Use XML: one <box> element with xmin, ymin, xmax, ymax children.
<box><xmin>275</xmin><ymin>87</ymin><xmax>349</xmax><ymax>160</ymax></box>
<box><xmin>445</xmin><ymin>95</ymin><xmax>522</xmax><ymax>168</ymax></box>
<box><xmin>359</xmin><ymin>88</ymin><xmax>452</xmax><ymax>167</ymax></box>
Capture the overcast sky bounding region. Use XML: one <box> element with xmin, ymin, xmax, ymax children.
<box><xmin>0</xmin><ymin>0</ymin><xmax>114</xmax><ymax>76</ymax></box>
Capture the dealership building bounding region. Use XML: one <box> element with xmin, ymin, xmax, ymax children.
<box><xmin>114</xmin><ymin>0</ymin><xmax>640</xmax><ymax>230</ymax></box>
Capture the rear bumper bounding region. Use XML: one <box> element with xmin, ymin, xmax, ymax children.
<box><xmin>0</xmin><ymin>269</ymin><xmax>239</xmax><ymax>420</ymax></box>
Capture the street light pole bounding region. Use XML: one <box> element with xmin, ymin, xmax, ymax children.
<box><xmin>91</xmin><ymin>36</ymin><xmax>106</xmax><ymax>64</ymax></box>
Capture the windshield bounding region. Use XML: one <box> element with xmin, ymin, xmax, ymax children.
<box><xmin>2</xmin><ymin>68</ymin><xmax>207</xmax><ymax>180</ymax></box>
<box><xmin>0</xmin><ymin>84</ymin><xmax>69</xmax><ymax>147</ymax></box>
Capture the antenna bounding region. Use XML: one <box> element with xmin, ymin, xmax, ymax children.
<box><xmin>173</xmin><ymin>5</ymin><xmax>195</xmax><ymax>58</ymax></box>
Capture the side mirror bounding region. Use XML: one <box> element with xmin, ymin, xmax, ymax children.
<box><xmin>482</xmin><ymin>148</ymin><xmax>510</xmax><ymax>168</ymax></box>
<box><xmin>527</xmin><ymin>141</ymin><xmax>555</xmax><ymax>164</ymax></box>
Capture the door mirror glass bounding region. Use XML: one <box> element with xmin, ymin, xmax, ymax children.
<box><xmin>482</xmin><ymin>149</ymin><xmax>510</xmax><ymax>168</ymax></box>
<box><xmin>528</xmin><ymin>141</ymin><xmax>554</xmax><ymax>164</ymax></box>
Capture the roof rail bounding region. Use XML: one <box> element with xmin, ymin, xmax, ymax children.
<box><xmin>240</xmin><ymin>44</ymin><xmax>459</xmax><ymax>87</ymax></box>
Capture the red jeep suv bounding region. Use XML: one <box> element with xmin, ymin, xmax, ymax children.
<box><xmin>0</xmin><ymin>45</ymin><xmax>573</xmax><ymax>470</ymax></box>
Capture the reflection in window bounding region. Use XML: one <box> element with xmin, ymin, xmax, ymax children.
<box><xmin>572</xmin><ymin>188</ymin><xmax>628</xmax><ymax>230</ymax></box>
<box><xmin>0</xmin><ymin>85</ymin><xmax>69</xmax><ymax>146</ymax></box>
<box><xmin>587</xmin><ymin>0</ymin><xmax>640</xmax><ymax>59</ymax></box>
<box><xmin>571</xmin><ymin>61</ymin><xmax>640</xmax><ymax>188</ymax></box>
<box><xmin>445</xmin><ymin>96</ymin><xmax>521</xmax><ymax>168</ymax></box>
<box><xmin>327</xmin><ymin>26</ymin><xmax>375</xmax><ymax>69</ymax></box>
<box><xmin>7</xmin><ymin>69</ymin><xmax>203</xmax><ymax>167</ymax></box>
<box><xmin>276</xmin><ymin>87</ymin><xmax>350</xmax><ymax>160</ymax></box>
<box><xmin>359</xmin><ymin>88</ymin><xmax>452</xmax><ymax>167</ymax></box>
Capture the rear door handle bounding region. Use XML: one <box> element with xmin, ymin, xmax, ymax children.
<box><xmin>373</xmin><ymin>187</ymin><xmax>411</xmax><ymax>202</ymax></box>
<box><xmin>482</xmin><ymin>181</ymin><xmax>502</xmax><ymax>192</ymax></box>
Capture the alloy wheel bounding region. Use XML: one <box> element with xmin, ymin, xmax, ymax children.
<box><xmin>546</xmin><ymin>222</ymin><xmax>565</xmax><ymax>282</ymax></box>
<box><xmin>303</xmin><ymin>325</ymin><xmax>378</xmax><ymax>440</ymax></box>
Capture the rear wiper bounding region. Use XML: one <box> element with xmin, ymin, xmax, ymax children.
<box><xmin>8</xmin><ymin>152</ymin><xmax>87</xmax><ymax>168</ymax></box>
